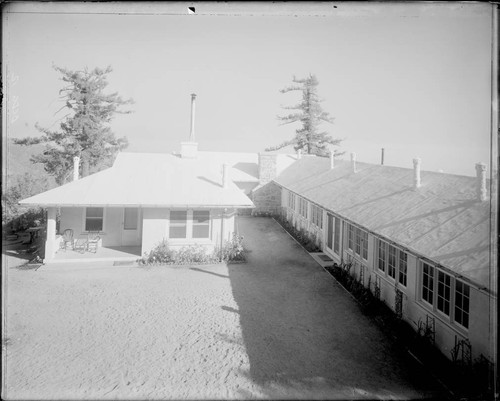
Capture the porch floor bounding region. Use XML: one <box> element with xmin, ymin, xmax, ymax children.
<box><xmin>50</xmin><ymin>246</ymin><xmax>142</xmax><ymax>264</ymax></box>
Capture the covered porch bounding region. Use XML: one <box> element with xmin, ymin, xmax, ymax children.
<box><xmin>49</xmin><ymin>245</ymin><xmax>142</xmax><ymax>264</ymax></box>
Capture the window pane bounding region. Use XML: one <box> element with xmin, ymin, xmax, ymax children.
<box><xmin>437</xmin><ymin>271</ymin><xmax>451</xmax><ymax>316</ymax></box>
<box><xmin>169</xmin><ymin>226</ymin><xmax>186</xmax><ymax>238</ymax></box>
<box><xmin>388</xmin><ymin>246</ymin><xmax>396</xmax><ymax>278</ymax></box>
<box><xmin>193</xmin><ymin>210</ymin><xmax>210</xmax><ymax>238</ymax></box>
<box><xmin>455</xmin><ymin>281</ymin><xmax>470</xmax><ymax>328</ymax></box>
<box><xmin>362</xmin><ymin>231</ymin><xmax>368</xmax><ymax>260</ymax></box>
<box><xmin>378</xmin><ymin>241</ymin><xmax>386</xmax><ymax>271</ymax></box>
<box><xmin>169</xmin><ymin>211</ymin><xmax>187</xmax><ymax>238</ymax></box>
<box><xmin>399</xmin><ymin>251</ymin><xmax>407</xmax><ymax>286</ymax></box>
<box><xmin>124</xmin><ymin>208</ymin><xmax>138</xmax><ymax>230</ymax></box>
<box><xmin>170</xmin><ymin>211</ymin><xmax>187</xmax><ymax>223</ymax></box>
<box><xmin>86</xmin><ymin>207</ymin><xmax>103</xmax><ymax>218</ymax></box>
<box><xmin>193</xmin><ymin>225</ymin><xmax>209</xmax><ymax>238</ymax></box>
<box><xmin>193</xmin><ymin>211</ymin><xmax>209</xmax><ymax>224</ymax></box>
<box><xmin>333</xmin><ymin>217</ymin><xmax>340</xmax><ymax>254</ymax></box>
<box><xmin>85</xmin><ymin>207</ymin><xmax>103</xmax><ymax>231</ymax></box>
<box><xmin>355</xmin><ymin>228</ymin><xmax>361</xmax><ymax>255</ymax></box>
<box><xmin>86</xmin><ymin>218</ymin><xmax>103</xmax><ymax>232</ymax></box>
<box><xmin>422</xmin><ymin>263</ymin><xmax>434</xmax><ymax>305</ymax></box>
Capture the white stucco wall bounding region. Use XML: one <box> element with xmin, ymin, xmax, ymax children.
<box><xmin>140</xmin><ymin>208</ymin><xmax>237</xmax><ymax>256</ymax></box>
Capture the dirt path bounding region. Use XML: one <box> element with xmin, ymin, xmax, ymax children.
<box><xmin>2</xmin><ymin>217</ymin><xmax>445</xmax><ymax>399</ymax></box>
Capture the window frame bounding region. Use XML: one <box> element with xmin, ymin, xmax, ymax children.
<box><xmin>388</xmin><ymin>244</ymin><xmax>397</xmax><ymax>280</ymax></box>
<box><xmin>288</xmin><ymin>192</ymin><xmax>296</xmax><ymax>211</ymax></box>
<box><xmin>169</xmin><ymin>210</ymin><xmax>188</xmax><ymax>239</ymax></box>
<box><xmin>437</xmin><ymin>270</ymin><xmax>451</xmax><ymax>316</ymax></box>
<box><xmin>398</xmin><ymin>251</ymin><xmax>407</xmax><ymax>287</ymax></box>
<box><xmin>311</xmin><ymin>204</ymin><xmax>323</xmax><ymax>229</ymax></box>
<box><xmin>84</xmin><ymin>207</ymin><xmax>104</xmax><ymax>232</ymax></box>
<box><xmin>333</xmin><ymin>216</ymin><xmax>341</xmax><ymax>255</ymax></box>
<box><xmin>192</xmin><ymin>210</ymin><xmax>210</xmax><ymax>239</ymax></box>
<box><xmin>422</xmin><ymin>262</ymin><xmax>435</xmax><ymax>306</ymax></box>
<box><xmin>454</xmin><ymin>279</ymin><xmax>470</xmax><ymax>329</ymax></box>
<box><xmin>419</xmin><ymin>261</ymin><xmax>470</xmax><ymax>331</ymax></box>
<box><xmin>168</xmin><ymin>209</ymin><xmax>212</xmax><ymax>241</ymax></box>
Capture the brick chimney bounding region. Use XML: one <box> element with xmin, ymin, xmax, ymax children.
<box><xmin>181</xmin><ymin>93</ymin><xmax>198</xmax><ymax>158</ymax></box>
<box><xmin>351</xmin><ymin>152</ymin><xmax>357</xmax><ymax>173</ymax></box>
<box><xmin>413</xmin><ymin>158</ymin><xmax>421</xmax><ymax>189</ymax></box>
<box><xmin>258</xmin><ymin>153</ymin><xmax>277</xmax><ymax>185</ymax></box>
<box><xmin>73</xmin><ymin>156</ymin><xmax>80</xmax><ymax>181</ymax></box>
<box><xmin>475</xmin><ymin>162</ymin><xmax>487</xmax><ymax>201</ymax></box>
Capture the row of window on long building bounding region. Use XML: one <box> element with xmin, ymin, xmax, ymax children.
<box><xmin>285</xmin><ymin>190</ymin><xmax>470</xmax><ymax>330</ymax></box>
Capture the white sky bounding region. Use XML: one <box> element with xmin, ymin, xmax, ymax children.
<box><xmin>2</xmin><ymin>2</ymin><xmax>495</xmax><ymax>176</ymax></box>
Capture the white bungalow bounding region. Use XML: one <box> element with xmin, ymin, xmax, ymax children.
<box><xmin>19</xmin><ymin>94</ymin><xmax>256</xmax><ymax>262</ymax></box>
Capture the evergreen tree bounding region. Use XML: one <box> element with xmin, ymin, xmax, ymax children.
<box><xmin>14</xmin><ymin>65</ymin><xmax>133</xmax><ymax>184</ymax></box>
<box><xmin>266</xmin><ymin>74</ymin><xmax>342</xmax><ymax>157</ymax></box>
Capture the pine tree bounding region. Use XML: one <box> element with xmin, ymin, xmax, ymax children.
<box><xmin>14</xmin><ymin>65</ymin><xmax>133</xmax><ymax>184</ymax></box>
<box><xmin>266</xmin><ymin>74</ymin><xmax>342</xmax><ymax>157</ymax></box>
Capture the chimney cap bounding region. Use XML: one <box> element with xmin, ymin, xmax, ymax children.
<box><xmin>191</xmin><ymin>93</ymin><xmax>197</xmax><ymax>98</ymax></box>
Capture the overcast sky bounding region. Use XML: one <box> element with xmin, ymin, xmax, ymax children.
<box><xmin>2</xmin><ymin>2</ymin><xmax>495</xmax><ymax>176</ymax></box>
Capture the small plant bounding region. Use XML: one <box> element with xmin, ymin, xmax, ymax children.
<box><xmin>139</xmin><ymin>234</ymin><xmax>247</xmax><ymax>266</ymax></box>
<box><xmin>274</xmin><ymin>214</ymin><xmax>321</xmax><ymax>252</ymax></box>
<box><xmin>217</xmin><ymin>233</ymin><xmax>246</xmax><ymax>263</ymax></box>
<box><xmin>139</xmin><ymin>239</ymin><xmax>174</xmax><ymax>265</ymax></box>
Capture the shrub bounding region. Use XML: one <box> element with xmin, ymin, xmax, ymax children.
<box><xmin>139</xmin><ymin>234</ymin><xmax>247</xmax><ymax>266</ymax></box>
<box><xmin>274</xmin><ymin>214</ymin><xmax>321</xmax><ymax>252</ymax></box>
<box><xmin>218</xmin><ymin>233</ymin><xmax>246</xmax><ymax>262</ymax></box>
<box><xmin>140</xmin><ymin>239</ymin><xmax>174</xmax><ymax>265</ymax></box>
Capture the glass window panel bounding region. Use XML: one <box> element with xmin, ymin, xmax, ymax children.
<box><xmin>85</xmin><ymin>218</ymin><xmax>103</xmax><ymax>232</ymax></box>
<box><xmin>193</xmin><ymin>225</ymin><xmax>209</xmax><ymax>238</ymax></box>
<box><xmin>124</xmin><ymin>208</ymin><xmax>138</xmax><ymax>230</ymax></box>
<box><xmin>398</xmin><ymin>251</ymin><xmax>407</xmax><ymax>286</ymax></box>
<box><xmin>169</xmin><ymin>226</ymin><xmax>186</xmax><ymax>239</ymax></box>
<box><xmin>193</xmin><ymin>211</ymin><xmax>209</xmax><ymax>224</ymax></box>
<box><xmin>86</xmin><ymin>207</ymin><xmax>103</xmax><ymax>218</ymax></box>
<box><xmin>422</xmin><ymin>263</ymin><xmax>434</xmax><ymax>305</ymax></box>
<box><xmin>455</xmin><ymin>281</ymin><xmax>470</xmax><ymax>328</ymax></box>
<box><xmin>388</xmin><ymin>245</ymin><xmax>396</xmax><ymax>278</ymax></box>
<box><xmin>333</xmin><ymin>217</ymin><xmax>340</xmax><ymax>254</ymax></box>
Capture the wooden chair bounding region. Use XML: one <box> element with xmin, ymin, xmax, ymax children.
<box><xmin>85</xmin><ymin>232</ymin><xmax>100</xmax><ymax>253</ymax></box>
<box><xmin>61</xmin><ymin>229</ymin><xmax>74</xmax><ymax>251</ymax></box>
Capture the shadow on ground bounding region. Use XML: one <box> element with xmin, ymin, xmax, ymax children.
<box><xmin>227</xmin><ymin>216</ymin><xmax>449</xmax><ymax>399</ymax></box>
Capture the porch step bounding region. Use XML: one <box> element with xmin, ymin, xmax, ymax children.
<box><xmin>310</xmin><ymin>252</ymin><xmax>337</xmax><ymax>268</ymax></box>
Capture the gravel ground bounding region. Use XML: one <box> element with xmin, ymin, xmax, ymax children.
<box><xmin>2</xmin><ymin>217</ymin><xmax>446</xmax><ymax>400</ymax></box>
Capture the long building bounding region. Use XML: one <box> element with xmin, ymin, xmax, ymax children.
<box><xmin>253</xmin><ymin>152</ymin><xmax>497</xmax><ymax>367</ymax></box>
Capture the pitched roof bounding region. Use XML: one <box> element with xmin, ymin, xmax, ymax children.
<box><xmin>275</xmin><ymin>156</ymin><xmax>494</xmax><ymax>290</ymax></box>
<box><xmin>20</xmin><ymin>152</ymin><xmax>254</xmax><ymax>208</ymax></box>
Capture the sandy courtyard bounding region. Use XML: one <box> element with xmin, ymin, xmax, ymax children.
<box><xmin>2</xmin><ymin>217</ymin><xmax>445</xmax><ymax>400</ymax></box>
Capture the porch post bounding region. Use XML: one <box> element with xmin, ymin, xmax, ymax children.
<box><xmin>44</xmin><ymin>207</ymin><xmax>57</xmax><ymax>262</ymax></box>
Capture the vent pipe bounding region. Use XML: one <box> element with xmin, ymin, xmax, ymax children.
<box><xmin>351</xmin><ymin>152</ymin><xmax>357</xmax><ymax>173</ymax></box>
<box><xmin>413</xmin><ymin>158</ymin><xmax>421</xmax><ymax>189</ymax></box>
<box><xmin>475</xmin><ymin>162</ymin><xmax>487</xmax><ymax>201</ymax></box>
<box><xmin>297</xmin><ymin>149</ymin><xmax>302</xmax><ymax>160</ymax></box>
<box><xmin>190</xmin><ymin>93</ymin><xmax>196</xmax><ymax>142</ymax></box>
<box><xmin>181</xmin><ymin>93</ymin><xmax>199</xmax><ymax>158</ymax></box>
<box><xmin>222</xmin><ymin>163</ymin><xmax>230</xmax><ymax>188</ymax></box>
<box><xmin>330</xmin><ymin>150</ymin><xmax>335</xmax><ymax>170</ymax></box>
<box><xmin>381</xmin><ymin>148</ymin><xmax>385</xmax><ymax>165</ymax></box>
<box><xmin>73</xmin><ymin>156</ymin><xmax>80</xmax><ymax>181</ymax></box>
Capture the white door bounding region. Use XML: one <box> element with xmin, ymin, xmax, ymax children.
<box><xmin>121</xmin><ymin>207</ymin><xmax>140</xmax><ymax>246</ymax></box>
<box><xmin>326</xmin><ymin>213</ymin><xmax>341</xmax><ymax>257</ymax></box>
